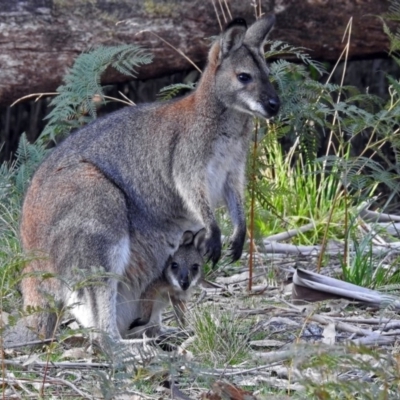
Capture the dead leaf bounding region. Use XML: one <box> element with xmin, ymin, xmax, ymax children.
<box><xmin>1</xmin><ymin>311</ymin><xmax>9</xmax><ymax>325</ymax></box>
<box><xmin>61</xmin><ymin>333</ymin><xmax>87</xmax><ymax>347</ymax></box>
<box><xmin>60</xmin><ymin>347</ymin><xmax>89</xmax><ymax>360</ymax></box>
<box><xmin>208</xmin><ymin>381</ymin><xmax>257</xmax><ymax>400</ymax></box>
<box><xmin>322</xmin><ymin>322</ymin><xmax>336</xmax><ymax>345</ymax></box>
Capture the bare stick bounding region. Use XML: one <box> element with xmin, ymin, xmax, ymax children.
<box><xmin>264</xmin><ymin>222</ymin><xmax>315</xmax><ymax>242</ymax></box>
<box><xmin>136</xmin><ymin>30</ymin><xmax>202</xmax><ymax>73</ymax></box>
<box><xmin>37</xmin><ymin>374</ymin><xmax>93</xmax><ymax>399</ymax></box>
<box><xmin>211</xmin><ymin>0</ymin><xmax>223</xmax><ymax>31</ymax></box>
<box><xmin>3</xmin><ymin>338</ymin><xmax>55</xmax><ymax>349</ymax></box>
<box><xmin>11</xmin><ymin>92</ymin><xmax>57</xmax><ymax>107</ymax></box>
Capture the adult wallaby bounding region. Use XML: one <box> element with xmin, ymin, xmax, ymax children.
<box><xmin>19</xmin><ymin>15</ymin><xmax>280</xmax><ymax>347</ymax></box>
<box><xmin>128</xmin><ymin>230</ymin><xmax>204</xmax><ymax>338</ymax></box>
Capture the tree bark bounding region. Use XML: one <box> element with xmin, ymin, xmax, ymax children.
<box><xmin>0</xmin><ymin>0</ymin><xmax>391</xmax><ymax>107</ymax></box>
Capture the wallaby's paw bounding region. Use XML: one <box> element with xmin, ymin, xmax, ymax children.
<box><xmin>227</xmin><ymin>231</ymin><xmax>246</xmax><ymax>263</ymax></box>
<box><xmin>204</xmin><ymin>226</ymin><xmax>222</xmax><ymax>266</ymax></box>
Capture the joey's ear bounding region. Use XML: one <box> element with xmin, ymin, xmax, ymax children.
<box><xmin>220</xmin><ymin>18</ymin><xmax>247</xmax><ymax>56</ymax></box>
<box><xmin>193</xmin><ymin>228</ymin><xmax>206</xmax><ymax>251</ymax></box>
<box><xmin>243</xmin><ymin>14</ymin><xmax>275</xmax><ymax>51</ymax></box>
<box><xmin>165</xmin><ymin>255</ymin><xmax>173</xmax><ymax>267</ymax></box>
<box><xmin>180</xmin><ymin>231</ymin><xmax>194</xmax><ymax>246</ymax></box>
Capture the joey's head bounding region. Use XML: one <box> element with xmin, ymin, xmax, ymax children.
<box><xmin>208</xmin><ymin>15</ymin><xmax>280</xmax><ymax>119</ymax></box>
<box><xmin>164</xmin><ymin>230</ymin><xmax>205</xmax><ymax>291</ymax></box>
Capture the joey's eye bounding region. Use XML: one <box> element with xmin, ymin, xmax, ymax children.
<box><xmin>171</xmin><ymin>262</ymin><xmax>179</xmax><ymax>270</ymax></box>
<box><xmin>237</xmin><ymin>73</ymin><xmax>252</xmax><ymax>84</ymax></box>
<box><xmin>192</xmin><ymin>264</ymin><xmax>199</xmax><ymax>272</ymax></box>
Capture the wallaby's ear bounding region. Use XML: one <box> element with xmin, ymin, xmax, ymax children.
<box><xmin>220</xmin><ymin>18</ymin><xmax>247</xmax><ymax>57</ymax></box>
<box><xmin>193</xmin><ymin>228</ymin><xmax>206</xmax><ymax>251</ymax></box>
<box><xmin>208</xmin><ymin>19</ymin><xmax>247</xmax><ymax>67</ymax></box>
<box><xmin>180</xmin><ymin>231</ymin><xmax>194</xmax><ymax>246</ymax></box>
<box><xmin>243</xmin><ymin>14</ymin><xmax>275</xmax><ymax>51</ymax></box>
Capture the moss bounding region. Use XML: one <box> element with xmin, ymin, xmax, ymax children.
<box><xmin>143</xmin><ymin>0</ymin><xmax>177</xmax><ymax>18</ymax></box>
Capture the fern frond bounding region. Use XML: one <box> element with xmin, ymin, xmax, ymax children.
<box><xmin>265</xmin><ymin>40</ymin><xmax>327</xmax><ymax>76</ymax></box>
<box><xmin>41</xmin><ymin>45</ymin><xmax>153</xmax><ymax>141</ymax></box>
<box><xmin>0</xmin><ymin>134</ymin><xmax>47</xmax><ymax>205</ymax></box>
<box><xmin>158</xmin><ymin>82</ymin><xmax>196</xmax><ymax>101</ymax></box>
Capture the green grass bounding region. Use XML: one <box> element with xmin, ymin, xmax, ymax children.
<box><xmin>187</xmin><ymin>302</ymin><xmax>252</xmax><ymax>367</ymax></box>
<box><xmin>251</xmin><ymin>134</ymin><xmax>355</xmax><ymax>244</ymax></box>
<box><xmin>340</xmin><ymin>231</ymin><xmax>400</xmax><ymax>289</ymax></box>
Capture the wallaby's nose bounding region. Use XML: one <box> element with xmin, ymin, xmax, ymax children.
<box><xmin>267</xmin><ymin>97</ymin><xmax>280</xmax><ymax>115</ymax></box>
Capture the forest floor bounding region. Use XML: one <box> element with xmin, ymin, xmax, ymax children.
<box><xmin>2</xmin><ymin>244</ymin><xmax>400</xmax><ymax>399</ymax></box>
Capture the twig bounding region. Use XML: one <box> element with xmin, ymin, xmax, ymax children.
<box><xmin>358</xmin><ymin>218</ymin><xmax>387</xmax><ymax>245</ymax></box>
<box><xmin>103</xmin><ymin>95</ymin><xmax>134</xmax><ymax>107</ymax></box>
<box><xmin>135</xmin><ymin>30</ymin><xmax>202</xmax><ymax>73</ymax></box>
<box><xmin>330</xmin><ymin>317</ymin><xmax>394</xmax><ymax>325</ymax></box>
<box><xmin>117</xmin><ymin>91</ymin><xmax>136</xmax><ymax>106</ymax></box>
<box><xmin>217</xmin><ymin>0</ymin><xmax>227</xmax><ymax>24</ymax></box>
<box><xmin>248</xmin><ymin>119</ymin><xmax>259</xmax><ymax>291</ymax></box>
<box><xmin>211</xmin><ymin>0</ymin><xmax>223</xmax><ymax>31</ymax></box>
<box><xmin>200</xmin><ymin>353</ymin><xmax>293</xmax><ymax>376</ymax></box>
<box><xmin>2</xmin><ymin>360</ymin><xmax>110</xmax><ymax>369</ymax></box>
<box><xmin>310</xmin><ymin>314</ymin><xmax>373</xmax><ymax>336</ymax></box>
<box><xmin>37</xmin><ymin>374</ymin><xmax>94</xmax><ymax>399</ymax></box>
<box><xmin>3</xmin><ymin>338</ymin><xmax>55</xmax><ymax>349</ymax></box>
<box><xmin>10</xmin><ymin>91</ymin><xmax>134</xmax><ymax>108</ymax></box>
<box><xmin>11</xmin><ymin>92</ymin><xmax>57</xmax><ymax>107</ymax></box>
<box><xmin>223</xmin><ymin>0</ymin><xmax>232</xmax><ymax>20</ymax></box>
<box><xmin>4</xmin><ymin>373</ymin><xmax>34</xmax><ymax>396</ymax></box>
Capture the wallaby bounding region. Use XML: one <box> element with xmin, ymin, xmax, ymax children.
<box><xmin>128</xmin><ymin>230</ymin><xmax>204</xmax><ymax>338</ymax></box>
<box><xmin>18</xmin><ymin>15</ymin><xmax>280</xmax><ymax>348</ymax></box>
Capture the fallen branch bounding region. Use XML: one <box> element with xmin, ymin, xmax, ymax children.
<box><xmin>360</xmin><ymin>209</ymin><xmax>400</xmax><ymax>223</ymax></box>
<box><xmin>264</xmin><ymin>222</ymin><xmax>315</xmax><ymax>242</ymax></box>
<box><xmin>3</xmin><ymin>359</ymin><xmax>110</xmax><ymax>370</ymax></box>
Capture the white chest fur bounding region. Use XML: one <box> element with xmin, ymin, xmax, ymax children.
<box><xmin>206</xmin><ymin>135</ymin><xmax>245</xmax><ymax>208</ymax></box>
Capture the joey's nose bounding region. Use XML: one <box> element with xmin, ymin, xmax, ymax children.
<box><xmin>267</xmin><ymin>97</ymin><xmax>280</xmax><ymax>115</ymax></box>
<box><xmin>180</xmin><ymin>279</ymin><xmax>190</xmax><ymax>291</ymax></box>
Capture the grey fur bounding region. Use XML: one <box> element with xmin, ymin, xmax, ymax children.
<box><xmin>128</xmin><ymin>230</ymin><xmax>204</xmax><ymax>338</ymax></box>
<box><xmin>19</xmin><ymin>15</ymin><xmax>279</xmax><ymax>347</ymax></box>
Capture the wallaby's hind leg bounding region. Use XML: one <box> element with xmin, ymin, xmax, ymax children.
<box><xmin>66</xmin><ymin>274</ymin><xmax>123</xmax><ymax>343</ymax></box>
<box><xmin>20</xmin><ymin>161</ymin><xmax>132</xmax><ymax>346</ymax></box>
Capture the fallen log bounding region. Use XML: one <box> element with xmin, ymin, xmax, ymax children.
<box><xmin>0</xmin><ymin>0</ymin><xmax>390</xmax><ymax>107</ymax></box>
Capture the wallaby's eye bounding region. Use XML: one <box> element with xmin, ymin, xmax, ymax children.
<box><xmin>171</xmin><ymin>262</ymin><xmax>179</xmax><ymax>270</ymax></box>
<box><xmin>192</xmin><ymin>264</ymin><xmax>200</xmax><ymax>272</ymax></box>
<box><xmin>237</xmin><ymin>73</ymin><xmax>252</xmax><ymax>84</ymax></box>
